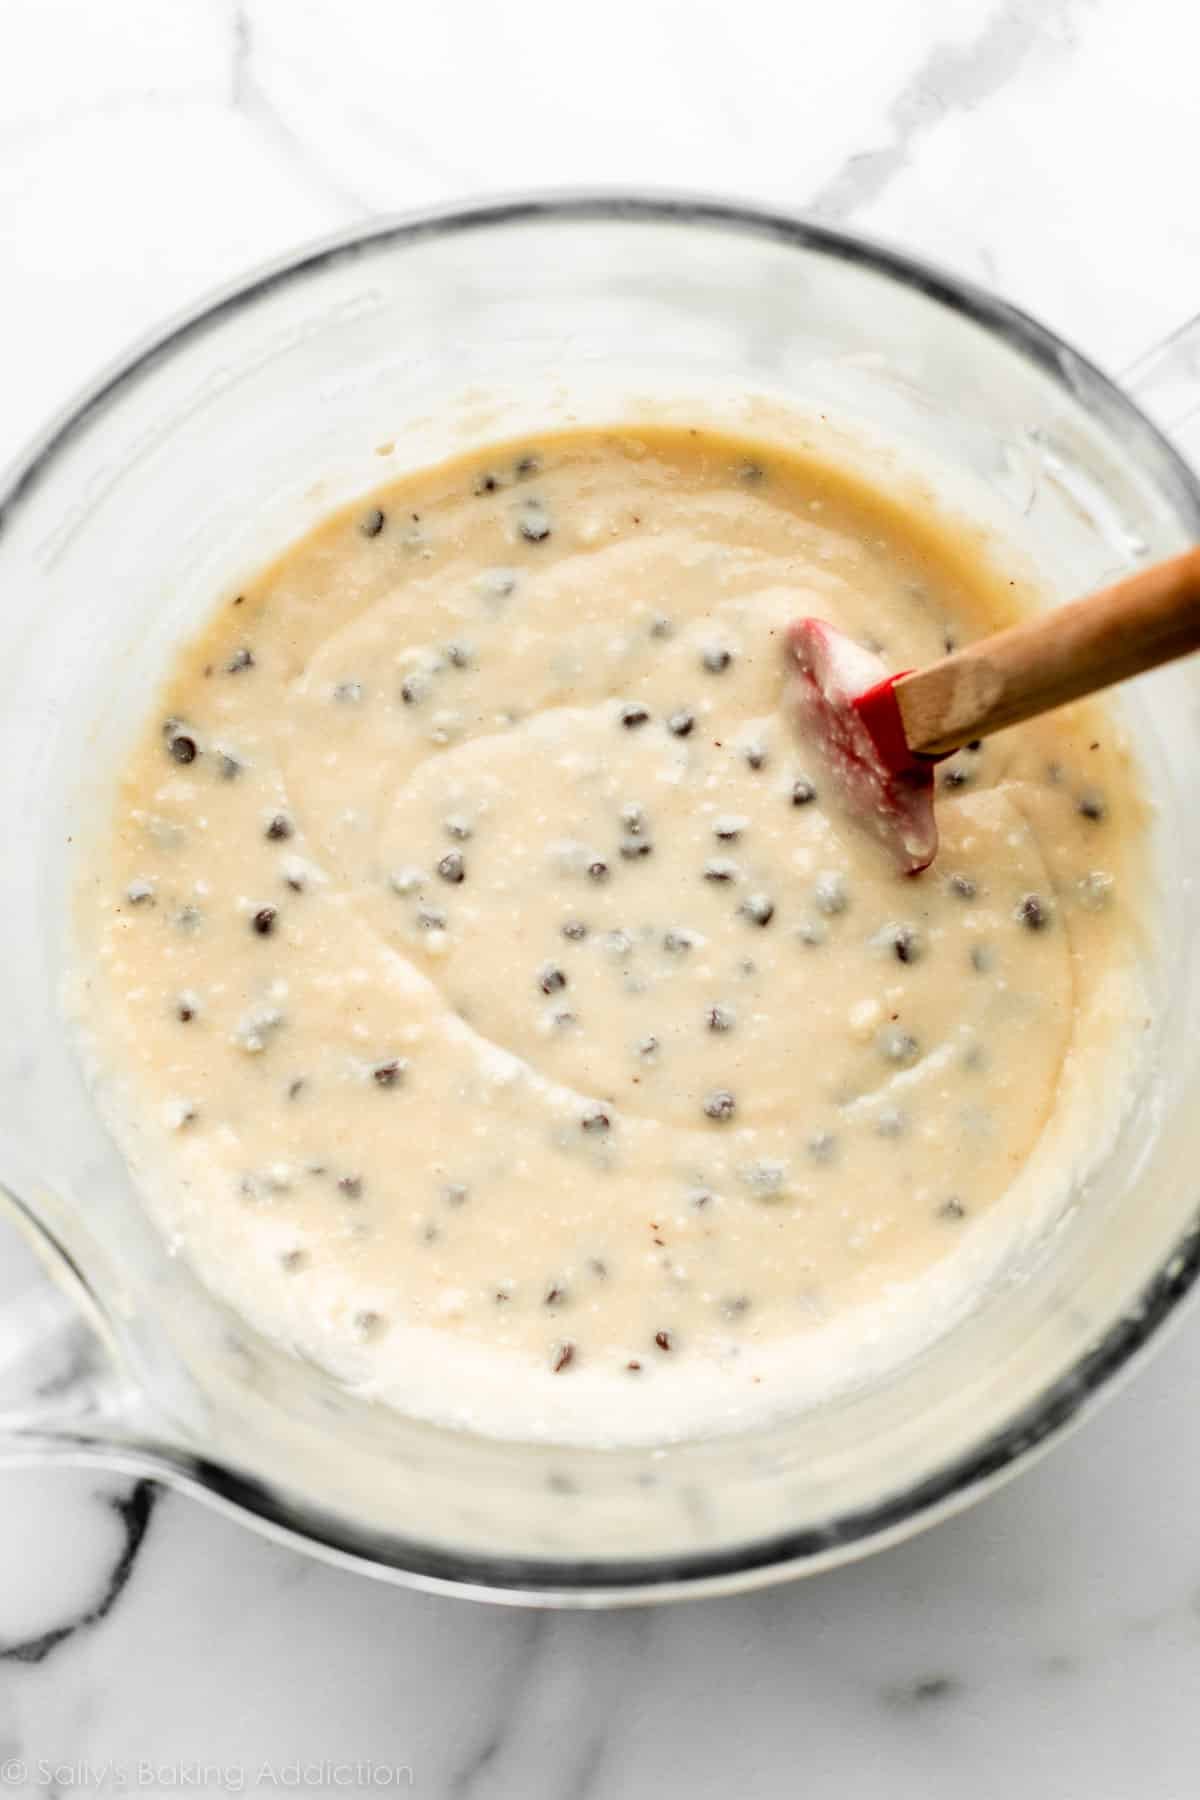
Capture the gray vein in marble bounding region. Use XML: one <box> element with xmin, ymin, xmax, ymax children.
<box><xmin>808</xmin><ymin>0</ymin><xmax>1082</xmax><ymax>221</ymax></box>
<box><xmin>447</xmin><ymin>1614</ymin><xmax>548</xmax><ymax>1799</ymax></box>
<box><xmin>231</xmin><ymin>4</ymin><xmax>370</xmax><ymax>217</ymax></box>
<box><xmin>0</xmin><ymin>1480</ymin><xmax>156</xmax><ymax>1665</ymax></box>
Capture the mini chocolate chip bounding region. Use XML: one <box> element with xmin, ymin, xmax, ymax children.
<box><xmin>218</xmin><ymin>753</ymin><xmax>242</xmax><ymax>780</ymax></box>
<box><xmin>637</xmin><ymin>1035</ymin><xmax>659</xmax><ymax>1058</ymax></box>
<box><xmin>620</xmin><ymin>703</ymin><xmax>650</xmax><ymax>729</ymax></box>
<box><xmin>443</xmin><ymin>815</ymin><xmax>472</xmax><ymax>841</ymax></box>
<box><xmin>360</xmin><ymin>507</ymin><xmax>386</xmax><ymax>537</ymax></box>
<box><xmin>738</xmin><ymin>461</ymin><xmax>764</xmax><ymax>483</ymax></box>
<box><xmin>338</xmin><ymin>1175</ymin><xmax>364</xmax><ymax>1199</ymax></box>
<box><xmin>808</xmin><ymin>1130</ymin><xmax>837</xmax><ymax>1165</ymax></box>
<box><xmin>888</xmin><ymin>924</ymin><xmax>921</xmax><ymax>964</ymax></box>
<box><xmin>473</xmin><ymin>471</ymin><xmax>499</xmax><ymax>495</ymax></box>
<box><xmin>966</xmin><ymin>739</ymin><xmax>983</xmax><ymax>752</ymax></box>
<box><xmin>706</xmin><ymin>1004</ymin><xmax>735</xmax><ymax>1032</ymax></box>
<box><xmin>620</xmin><ymin>838</ymin><xmax>653</xmax><ymax>860</ymax></box>
<box><xmin>225</xmin><ymin>647</ymin><xmax>255</xmax><ymax>673</ymax></box>
<box><xmin>948</xmin><ymin>873</ymin><xmax>976</xmax><ymax>899</ymax></box>
<box><xmin>1016</xmin><ymin>893</ymin><xmax>1050</xmax><ymax>931</ymax></box>
<box><xmin>333</xmin><ymin>680</ymin><xmax>364</xmax><ymax>703</ymax></box>
<box><xmin>667</xmin><ymin>709</ymin><xmax>695</xmax><ymax>737</ymax></box>
<box><xmin>514</xmin><ymin>453</ymin><xmax>541</xmax><ymax>479</ymax></box>
<box><xmin>252</xmin><ymin>907</ymin><xmax>277</xmax><ymax>936</ymax></box>
<box><xmin>126</xmin><ymin>879</ymin><xmax>155</xmax><ymax>905</ymax></box>
<box><xmin>649</xmin><ymin>614</ymin><xmax>674</xmax><ymax>640</ymax></box>
<box><xmin>664</xmin><ymin>929</ymin><xmax>697</xmax><ymax>955</ymax></box>
<box><xmin>372</xmin><ymin>1059</ymin><xmax>407</xmax><ymax>1087</ymax></box>
<box><xmin>176</xmin><ymin>1001</ymin><xmax>195</xmax><ymax>1022</ymax></box>
<box><xmin>942</xmin><ymin>765</ymin><xmax>971</xmax><ymax>789</ymax></box>
<box><xmin>621</xmin><ymin>802</ymin><xmax>646</xmax><ymax>835</ymax></box>
<box><xmin>417</xmin><ymin>906</ymin><xmax>447</xmax><ymax>930</ymax></box>
<box><xmin>704</xmin><ymin>858</ymin><xmax>738</xmax><ymax>883</ymax></box>
<box><xmin>444</xmin><ymin>641</ymin><xmax>472</xmax><ymax>669</ymax></box>
<box><xmin>400</xmin><ymin>675</ymin><xmax>426</xmax><ymax>706</ymax></box>
<box><xmin>581</xmin><ymin>1108</ymin><xmax>611</xmax><ymax>1134</ymax></box>
<box><xmin>562</xmin><ymin>919</ymin><xmax>588</xmax><ymax>941</ymax></box>
<box><xmin>655</xmin><ymin>1329</ymin><xmax>673</xmax><ymax>1351</ymax></box>
<box><xmin>354</xmin><ymin>1310</ymin><xmax>386</xmax><ymax>1341</ymax></box>
<box><xmin>266</xmin><ymin>813</ymin><xmax>293</xmax><ymax>841</ymax></box>
<box><xmin>703</xmin><ymin>1089</ymin><xmax>736</xmax><ymax>1121</ymax></box>
<box><xmin>169</xmin><ymin>733</ymin><xmax>197</xmax><ymax>764</ymax></box>
<box><xmin>701</xmin><ymin>646</ymin><xmax>732</xmax><ymax>673</ymax></box>
<box><xmin>587</xmin><ymin>859</ymin><xmax>610</xmax><ymax>882</ymax></box>
<box><xmin>544</xmin><ymin>1284</ymin><xmax>566</xmax><ymax>1306</ymax></box>
<box><xmin>1078</xmin><ymin>790</ymin><xmax>1107</xmax><ymax>822</ymax></box>
<box><xmin>443</xmin><ymin>1182</ymin><xmax>469</xmax><ymax>1206</ymax></box>
<box><xmin>437</xmin><ymin>850</ymin><xmax>465</xmax><ymax>884</ymax></box>
<box><xmin>540</xmin><ymin>965</ymin><xmax>568</xmax><ymax>994</ymax></box>
<box><xmin>626</xmin><ymin>1360</ymin><xmax>643</xmax><ymax>1372</ymax></box>
<box><xmin>791</xmin><ymin>778</ymin><xmax>817</xmax><ymax>806</ymax></box>
<box><xmin>739</xmin><ymin>894</ymin><xmax>774</xmax><ymax>927</ymax></box>
<box><xmin>745</xmin><ymin>745</ymin><xmax>768</xmax><ymax>770</ymax></box>
<box><xmin>552</xmin><ymin>1341</ymin><xmax>575</xmax><ymax>1373</ymax></box>
<box><xmin>287</xmin><ymin>1078</ymin><xmax>306</xmax><ymax>1100</ymax></box>
<box><xmin>280</xmin><ymin>1248</ymin><xmax>308</xmax><ymax>1273</ymax></box>
<box><xmin>938</xmin><ymin>1197</ymin><xmax>967</xmax><ymax>1221</ymax></box>
<box><xmin>517</xmin><ymin>498</ymin><xmax>552</xmax><ymax>542</ymax></box>
<box><xmin>713</xmin><ymin>814</ymin><xmax>746</xmax><ymax>841</ymax></box>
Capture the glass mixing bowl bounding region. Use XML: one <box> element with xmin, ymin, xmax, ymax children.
<box><xmin>1</xmin><ymin>194</ymin><xmax>1199</xmax><ymax>1606</ymax></box>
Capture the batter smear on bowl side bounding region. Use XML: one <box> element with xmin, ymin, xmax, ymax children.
<box><xmin>70</xmin><ymin>426</ymin><xmax>1150</xmax><ymax>1445</ymax></box>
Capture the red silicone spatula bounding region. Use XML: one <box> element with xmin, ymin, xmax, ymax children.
<box><xmin>785</xmin><ymin>547</ymin><xmax>1200</xmax><ymax>873</ymax></box>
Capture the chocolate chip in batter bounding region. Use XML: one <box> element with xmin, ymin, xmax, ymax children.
<box><xmin>472</xmin><ymin>471</ymin><xmax>500</xmax><ymax>495</ymax></box>
<box><xmin>126</xmin><ymin>879</ymin><xmax>155</xmax><ymax>906</ymax></box>
<box><xmin>738</xmin><ymin>894</ymin><xmax>775</xmax><ymax>927</ymax></box>
<box><xmin>948</xmin><ymin>873</ymin><xmax>976</xmax><ymax>900</ymax></box>
<box><xmin>443</xmin><ymin>1182</ymin><xmax>469</xmax><ymax>1207</ymax></box>
<box><xmin>279</xmin><ymin>1248</ymin><xmax>308</xmax><ymax>1274</ymax></box>
<box><xmin>168</xmin><ymin>732</ymin><xmax>197</xmax><ymax>765</ymax></box>
<box><xmin>663</xmin><ymin>928</ymin><xmax>697</xmax><ymax>955</ymax></box>
<box><xmin>561</xmin><ymin>919</ymin><xmax>588</xmax><ymax>941</ymax></box>
<box><xmin>1016</xmin><ymin>893</ymin><xmax>1050</xmax><ymax>931</ymax></box>
<box><xmin>704</xmin><ymin>858</ymin><xmax>738</xmax><ymax>883</ymax></box>
<box><xmin>649</xmin><ymin>613</ymin><xmax>674</xmax><ymax>640</ymax></box>
<box><xmin>667</xmin><ymin>709</ymin><xmax>695</xmax><ymax>737</ymax></box>
<box><xmin>218</xmin><ymin>752</ymin><xmax>243</xmax><ymax>781</ymax></box>
<box><xmin>514</xmin><ymin>453</ymin><xmax>541</xmax><ymax>480</ymax></box>
<box><xmin>637</xmin><ymin>1035</ymin><xmax>660</xmax><ymax>1059</ymax></box>
<box><xmin>884</xmin><ymin>923</ymin><xmax>922</xmax><ymax>964</ymax></box>
<box><xmin>941</xmin><ymin>764</ymin><xmax>971</xmax><ymax>790</ymax></box>
<box><xmin>400</xmin><ymin>673</ymin><xmax>428</xmax><ymax>706</ymax></box>
<box><xmin>544</xmin><ymin>1284</ymin><xmax>567</xmax><ymax>1306</ymax></box>
<box><xmin>333</xmin><ymin>680</ymin><xmax>365</xmax><ymax>703</ymax></box>
<box><xmin>620</xmin><ymin>838</ymin><xmax>653</xmax><ymax>860</ymax></box>
<box><xmin>706</xmin><ymin>1004</ymin><xmax>735</xmax><ymax>1033</ymax></box>
<box><xmin>620</xmin><ymin>703</ymin><xmax>651</xmax><ymax>729</ymax></box>
<box><xmin>581</xmin><ymin>1108</ymin><xmax>611</xmax><ymax>1134</ymax></box>
<box><xmin>938</xmin><ymin>1196</ymin><xmax>967</xmax><ymax>1221</ymax></box>
<box><xmin>1078</xmin><ymin>789</ymin><xmax>1107</xmax><ymax>822</ymax></box>
<box><xmin>175</xmin><ymin>997</ymin><xmax>196</xmax><ymax>1023</ymax></box>
<box><xmin>701</xmin><ymin>645</ymin><xmax>733</xmax><ymax>674</ymax></box>
<box><xmin>372</xmin><ymin>1058</ymin><xmax>407</xmax><ymax>1088</ymax></box>
<box><xmin>337</xmin><ymin>1175</ymin><xmax>364</xmax><ymax>1200</ymax></box>
<box><xmin>516</xmin><ymin>498</ymin><xmax>552</xmax><ymax>542</ymax></box>
<box><xmin>444</xmin><ymin>641</ymin><xmax>473</xmax><ymax>669</ymax></box>
<box><xmin>654</xmin><ymin>1329</ymin><xmax>673</xmax><ymax>1351</ymax></box>
<box><xmin>360</xmin><ymin>506</ymin><xmax>386</xmax><ymax>537</ymax></box>
<box><xmin>814</xmin><ymin>872</ymin><xmax>848</xmax><ymax>916</ymax></box>
<box><xmin>738</xmin><ymin>460</ymin><xmax>765</xmax><ymax>483</ymax></box>
<box><xmin>791</xmin><ymin>778</ymin><xmax>817</xmax><ymax>807</ymax></box>
<box><xmin>265</xmin><ymin>813</ymin><xmax>293</xmax><ymax>841</ymax></box>
<box><xmin>587</xmin><ymin>859</ymin><xmax>610</xmax><ymax>883</ymax></box>
<box><xmin>713</xmin><ymin>814</ymin><xmax>747</xmax><ymax>841</ymax></box>
<box><xmin>539</xmin><ymin>964</ymin><xmax>568</xmax><ymax>994</ymax></box>
<box><xmin>437</xmin><ymin>850</ymin><xmax>466</xmax><ymax>884</ymax></box>
<box><xmin>703</xmin><ymin>1089</ymin><xmax>737</xmax><ymax>1122</ymax></box>
<box><xmin>552</xmin><ymin>1341</ymin><xmax>576</xmax><ymax>1372</ymax></box>
<box><xmin>418</xmin><ymin>904</ymin><xmax>448</xmax><ymax>931</ymax></box>
<box><xmin>745</xmin><ymin>744</ymin><xmax>768</xmax><ymax>771</ymax></box>
<box><xmin>252</xmin><ymin>906</ymin><xmax>277</xmax><ymax>936</ymax></box>
<box><xmin>878</xmin><ymin>1027</ymin><xmax>919</xmax><ymax>1065</ymax></box>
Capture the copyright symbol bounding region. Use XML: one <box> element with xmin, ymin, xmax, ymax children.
<box><xmin>1</xmin><ymin>1761</ymin><xmax>26</xmax><ymax>1786</ymax></box>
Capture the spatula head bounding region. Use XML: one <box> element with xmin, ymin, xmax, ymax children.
<box><xmin>785</xmin><ymin>619</ymin><xmax>938</xmax><ymax>874</ymax></box>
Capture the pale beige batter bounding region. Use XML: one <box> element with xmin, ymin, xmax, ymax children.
<box><xmin>71</xmin><ymin>427</ymin><xmax>1149</xmax><ymax>1443</ymax></box>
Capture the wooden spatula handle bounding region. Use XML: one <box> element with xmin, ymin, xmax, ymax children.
<box><xmin>894</xmin><ymin>547</ymin><xmax>1200</xmax><ymax>757</ymax></box>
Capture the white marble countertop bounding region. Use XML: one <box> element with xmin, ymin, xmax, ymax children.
<box><xmin>3</xmin><ymin>2</ymin><xmax>1200</xmax><ymax>1794</ymax></box>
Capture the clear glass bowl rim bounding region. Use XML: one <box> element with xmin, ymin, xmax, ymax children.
<box><xmin>5</xmin><ymin>187</ymin><xmax>1200</xmax><ymax>1606</ymax></box>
